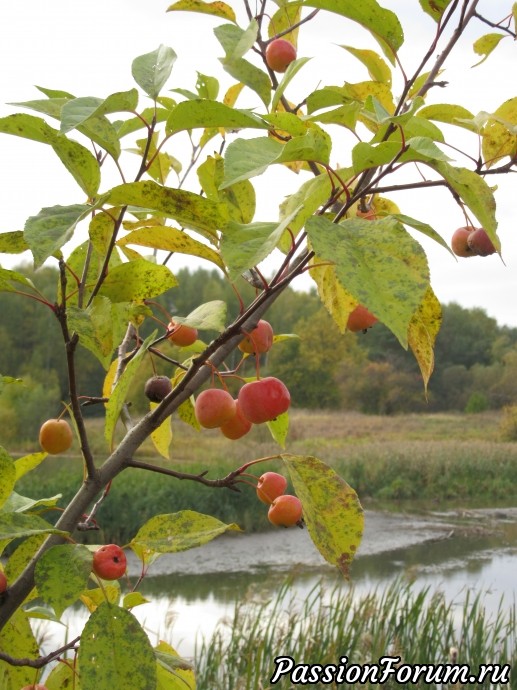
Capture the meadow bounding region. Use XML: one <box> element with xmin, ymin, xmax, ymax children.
<box><xmin>16</xmin><ymin>410</ymin><xmax>517</xmax><ymax>544</ymax></box>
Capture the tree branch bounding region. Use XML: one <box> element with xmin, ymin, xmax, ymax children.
<box><xmin>0</xmin><ymin>637</ymin><xmax>80</xmax><ymax>669</ymax></box>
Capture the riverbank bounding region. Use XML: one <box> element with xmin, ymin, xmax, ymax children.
<box><xmin>126</xmin><ymin>506</ymin><xmax>517</xmax><ymax>577</ymax></box>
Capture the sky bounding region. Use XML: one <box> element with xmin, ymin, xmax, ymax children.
<box><xmin>0</xmin><ymin>0</ymin><xmax>516</xmax><ymax>327</ymax></box>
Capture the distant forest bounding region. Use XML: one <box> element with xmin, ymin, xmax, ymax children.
<box><xmin>1</xmin><ymin>264</ymin><xmax>517</xmax><ymax>443</ymax></box>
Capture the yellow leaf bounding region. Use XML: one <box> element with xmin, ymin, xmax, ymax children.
<box><xmin>283</xmin><ymin>455</ymin><xmax>364</xmax><ymax>577</ymax></box>
<box><xmin>150</xmin><ymin>401</ymin><xmax>173</xmax><ymax>459</ymax></box>
<box><xmin>309</xmin><ymin>259</ymin><xmax>356</xmax><ymax>333</ymax></box>
<box><xmin>482</xmin><ymin>97</ymin><xmax>517</xmax><ymax>168</ymax></box>
<box><xmin>408</xmin><ymin>287</ymin><xmax>442</xmax><ymax>394</ymax></box>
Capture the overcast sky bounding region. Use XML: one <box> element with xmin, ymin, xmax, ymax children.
<box><xmin>0</xmin><ymin>1</ymin><xmax>515</xmax><ymax>327</ymax></box>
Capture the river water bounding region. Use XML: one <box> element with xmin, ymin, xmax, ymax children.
<box><xmin>44</xmin><ymin>506</ymin><xmax>517</xmax><ymax>659</ymax></box>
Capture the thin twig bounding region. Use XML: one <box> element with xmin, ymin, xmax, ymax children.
<box><xmin>0</xmin><ymin>637</ymin><xmax>80</xmax><ymax>669</ymax></box>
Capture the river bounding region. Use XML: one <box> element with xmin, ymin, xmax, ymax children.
<box><xmin>42</xmin><ymin>506</ymin><xmax>517</xmax><ymax>659</ymax></box>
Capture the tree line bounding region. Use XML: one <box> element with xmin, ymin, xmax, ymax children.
<box><xmin>1</xmin><ymin>264</ymin><xmax>516</xmax><ymax>444</ymax></box>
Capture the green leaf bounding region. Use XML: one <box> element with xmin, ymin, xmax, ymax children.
<box><xmin>123</xmin><ymin>592</ymin><xmax>150</xmax><ymax>609</ymax></box>
<box><xmin>430</xmin><ymin>162</ymin><xmax>498</xmax><ymax>244</ymax></box>
<box><xmin>5</xmin><ymin>535</ymin><xmax>46</xmax><ymax>582</ymax></box>
<box><xmin>340</xmin><ymin>45</ymin><xmax>391</xmax><ymax>84</ymax></box>
<box><xmin>1</xmin><ymin>491</ymin><xmax>61</xmax><ymax>515</ymax></box>
<box><xmin>132</xmin><ymin>45</ymin><xmax>177</xmax><ymax>100</ymax></box>
<box><xmin>166</xmin><ymin>99</ymin><xmax>267</xmax><ymax>135</ymax></box>
<box><xmin>51</xmin><ymin>134</ymin><xmax>101</xmax><ymax>197</ymax></box>
<box><xmin>402</xmin><ymin>136</ymin><xmax>450</xmax><ymax>162</ymax></box>
<box><xmin>472</xmin><ymin>33</ymin><xmax>506</xmax><ymax>67</ymax></box>
<box><xmin>129</xmin><ymin>511</ymin><xmax>241</xmax><ymax>564</ymax></box>
<box><xmin>221</xmin><ymin>136</ymin><xmax>283</xmax><ymax>187</ymax></box>
<box><xmin>116</xmin><ymin>106</ymin><xmax>172</xmax><ymax>138</ymax></box>
<box><xmin>60</xmin><ymin>89</ymin><xmax>139</xmax><ymax>133</ymax></box>
<box><xmin>0</xmin><ymin>448</ymin><xmax>16</xmax><ymax>510</ymax></box>
<box><xmin>118</xmin><ymin>225</ymin><xmax>225</xmax><ymax>271</ymax></box>
<box><xmin>0</xmin><ymin>512</ymin><xmax>68</xmax><ymax>541</ymax></box>
<box><xmin>24</xmin><ymin>204</ymin><xmax>92</xmax><ymax>267</ymax></box>
<box><xmin>303</xmin><ymin>0</ymin><xmax>403</xmax><ymax>63</ymax></box>
<box><xmin>266</xmin><ymin>411</ymin><xmax>289</xmax><ymax>448</ymax></box>
<box><xmin>306</xmin><ymin>216</ymin><xmax>430</xmax><ymax>347</ymax></box>
<box><xmin>419</xmin><ymin>0</ymin><xmax>453</xmax><ymax>21</ymax></box>
<box><xmin>108</xmin><ymin>180</ymin><xmax>229</xmax><ymax>236</ymax></box>
<box><xmin>67</xmin><ymin>297</ymin><xmax>118</xmax><ymax>369</ymax></box>
<box><xmin>196</xmin><ymin>72</ymin><xmax>220</xmax><ymax>100</ymax></box>
<box><xmin>271</xmin><ymin>57</ymin><xmax>312</xmax><ymax>113</ymax></box>
<box><xmin>104</xmin><ymin>332</ymin><xmax>156</xmax><ymax>448</ymax></box>
<box><xmin>167</xmin><ymin>0</ymin><xmax>236</xmax><ymax>22</ymax></box>
<box><xmin>14</xmin><ymin>452</ymin><xmax>48</xmax><ymax>481</ymax></box>
<box><xmin>45</xmin><ymin>662</ymin><xmax>82</xmax><ymax>690</ymax></box>
<box><xmin>99</xmin><ymin>259</ymin><xmax>177</xmax><ymax>303</ymax></box>
<box><xmin>78</xmin><ymin>602</ymin><xmax>157</xmax><ymax>690</ymax></box>
<box><xmin>174</xmin><ymin>300</ymin><xmax>227</xmax><ymax>331</ymax></box>
<box><xmin>221</xmin><ymin>209</ymin><xmax>300</xmax><ymax>280</ymax></box>
<box><xmin>35</xmin><ymin>544</ymin><xmax>92</xmax><ymax>617</ymax></box>
<box><xmin>418</xmin><ymin>103</ymin><xmax>477</xmax><ymax>132</ymax></box>
<box><xmin>283</xmin><ymin>455</ymin><xmax>364</xmax><ymax>576</ymax></box>
<box><xmin>0</xmin><ymin>231</ymin><xmax>30</xmax><ymax>254</ymax></box>
<box><xmin>0</xmin><ymin>267</ymin><xmax>36</xmax><ymax>293</ymax></box>
<box><xmin>352</xmin><ymin>141</ymin><xmax>401</xmax><ymax>173</ymax></box>
<box><xmin>221</xmin><ymin>128</ymin><xmax>331</xmax><ymax>188</ymax></box>
<box><xmin>214</xmin><ymin>24</ymin><xmax>271</xmax><ymax>105</ymax></box>
<box><xmin>391</xmin><ymin>214</ymin><xmax>453</xmax><ymax>254</ymax></box>
<box><xmin>0</xmin><ymin>609</ymin><xmax>40</xmax><ymax>690</ymax></box>
<box><xmin>198</xmin><ymin>154</ymin><xmax>256</xmax><ymax>224</ymax></box>
<box><xmin>0</xmin><ymin>112</ymin><xmax>56</xmax><ymax>142</ymax></box>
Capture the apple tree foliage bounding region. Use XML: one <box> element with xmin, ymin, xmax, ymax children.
<box><xmin>0</xmin><ymin>0</ymin><xmax>516</xmax><ymax>687</ymax></box>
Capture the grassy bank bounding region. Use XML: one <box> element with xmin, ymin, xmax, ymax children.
<box><xmin>194</xmin><ymin>578</ymin><xmax>516</xmax><ymax>689</ymax></box>
<box><xmin>16</xmin><ymin>410</ymin><xmax>517</xmax><ymax>544</ymax></box>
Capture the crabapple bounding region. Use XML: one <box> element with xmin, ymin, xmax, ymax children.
<box><xmin>144</xmin><ymin>375</ymin><xmax>172</xmax><ymax>403</ymax></box>
<box><xmin>167</xmin><ymin>320</ymin><xmax>198</xmax><ymax>347</ymax></box>
<box><xmin>92</xmin><ymin>544</ymin><xmax>127</xmax><ymax>580</ymax></box>
<box><xmin>347</xmin><ymin>305</ymin><xmax>378</xmax><ymax>333</ymax></box>
<box><xmin>256</xmin><ymin>471</ymin><xmax>288</xmax><ymax>505</ymax></box>
<box><xmin>239</xmin><ymin>320</ymin><xmax>274</xmax><ymax>354</ymax></box>
<box><xmin>195</xmin><ymin>388</ymin><xmax>237</xmax><ymax>428</ymax></box>
<box><xmin>0</xmin><ymin>571</ymin><xmax>7</xmax><ymax>593</ymax></box>
<box><xmin>451</xmin><ymin>226</ymin><xmax>475</xmax><ymax>257</ymax></box>
<box><xmin>238</xmin><ymin>377</ymin><xmax>290</xmax><ymax>424</ymax></box>
<box><xmin>220</xmin><ymin>401</ymin><xmax>253</xmax><ymax>440</ymax></box>
<box><xmin>265</xmin><ymin>38</ymin><xmax>297</xmax><ymax>72</ymax></box>
<box><xmin>268</xmin><ymin>494</ymin><xmax>303</xmax><ymax>527</ymax></box>
<box><xmin>39</xmin><ymin>418</ymin><xmax>73</xmax><ymax>455</ymax></box>
<box><xmin>467</xmin><ymin>227</ymin><xmax>497</xmax><ymax>256</ymax></box>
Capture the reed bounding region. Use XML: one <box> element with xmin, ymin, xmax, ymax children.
<box><xmin>194</xmin><ymin>579</ymin><xmax>516</xmax><ymax>689</ymax></box>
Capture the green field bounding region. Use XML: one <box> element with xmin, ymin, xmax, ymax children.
<box><xmin>16</xmin><ymin>410</ymin><xmax>517</xmax><ymax>545</ymax></box>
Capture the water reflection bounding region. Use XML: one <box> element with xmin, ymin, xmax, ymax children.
<box><xmin>41</xmin><ymin>515</ymin><xmax>517</xmax><ymax>660</ymax></box>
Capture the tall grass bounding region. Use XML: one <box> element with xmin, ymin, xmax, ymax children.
<box><xmin>15</xmin><ymin>411</ymin><xmax>517</xmax><ymax>543</ymax></box>
<box><xmin>194</xmin><ymin>579</ymin><xmax>516</xmax><ymax>689</ymax></box>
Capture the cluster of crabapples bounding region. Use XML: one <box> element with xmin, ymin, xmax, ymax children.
<box><xmin>194</xmin><ymin>320</ymin><xmax>290</xmax><ymax>439</ymax></box>
<box><xmin>451</xmin><ymin>225</ymin><xmax>497</xmax><ymax>258</ymax></box>
<box><xmin>255</xmin><ymin>471</ymin><xmax>303</xmax><ymax>528</ymax></box>
<box><xmin>144</xmin><ymin>319</ymin><xmax>291</xmax><ymax>439</ymax></box>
